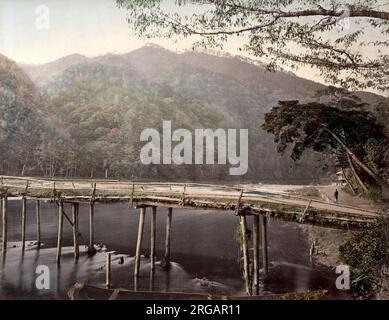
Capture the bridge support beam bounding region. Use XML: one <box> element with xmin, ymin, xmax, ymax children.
<box><xmin>253</xmin><ymin>215</ymin><xmax>260</xmax><ymax>295</ymax></box>
<box><xmin>21</xmin><ymin>197</ymin><xmax>27</xmax><ymax>251</ymax></box>
<box><xmin>89</xmin><ymin>202</ymin><xmax>94</xmax><ymax>248</ymax></box>
<box><xmin>36</xmin><ymin>200</ymin><xmax>41</xmax><ymax>248</ymax></box>
<box><xmin>240</xmin><ymin>214</ymin><xmax>252</xmax><ymax>296</ymax></box>
<box><xmin>105</xmin><ymin>252</ymin><xmax>111</xmax><ymax>288</ymax></box>
<box><xmin>56</xmin><ymin>200</ymin><xmax>64</xmax><ymax>264</ymax></box>
<box><xmin>134</xmin><ymin>207</ymin><xmax>146</xmax><ymax>278</ymax></box>
<box><xmin>261</xmin><ymin>215</ymin><xmax>269</xmax><ymax>277</ymax></box>
<box><xmin>2</xmin><ymin>196</ymin><xmax>8</xmax><ymax>255</ymax></box>
<box><xmin>150</xmin><ymin>206</ymin><xmax>156</xmax><ymax>272</ymax></box>
<box><xmin>72</xmin><ymin>203</ymin><xmax>80</xmax><ymax>260</ymax></box>
<box><xmin>163</xmin><ymin>207</ymin><xmax>173</xmax><ymax>268</ymax></box>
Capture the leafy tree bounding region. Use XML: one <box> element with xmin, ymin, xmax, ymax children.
<box><xmin>262</xmin><ymin>99</ymin><xmax>389</xmax><ymax>195</ymax></box>
<box><xmin>116</xmin><ymin>0</ymin><xmax>389</xmax><ymax>91</ymax></box>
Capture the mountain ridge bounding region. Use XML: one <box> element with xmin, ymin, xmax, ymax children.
<box><xmin>22</xmin><ymin>46</ymin><xmax>385</xmax><ymax>104</ymax></box>
<box><xmin>1</xmin><ymin>47</ymin><xmax>385</xmax><ymax>180</ymax></box>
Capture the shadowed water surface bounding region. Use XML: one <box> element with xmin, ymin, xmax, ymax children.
<box><xmin>0</xmin><ymin>200</ymin><xmax>348</xmax><ymax>299</ymax></box>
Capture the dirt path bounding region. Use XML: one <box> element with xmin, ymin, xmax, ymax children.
<box><xmin>318</xmin><ymin>186</ymin><xmax>387</xmax><ymax>213</ymax></box>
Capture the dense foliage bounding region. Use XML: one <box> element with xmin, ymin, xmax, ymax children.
<box><xmin>44</xmin><ymin>76</ymin><xmax>233</xmax><ymax>179</ymax></box>
<box><xmin>0</xmin><ymin>54</ymin><xmax>45</xmax><ymax>175</ymax></box>
<box><xmin>340</xmin><ymin>218</ymin><xmax>389</xmax><ymax>297</ymax></box>
<box><xmin>262</xmin><ymin>97</ymin><xmax>388</xmax><ymax>194</ymax></box>
<box><xmin>1</xmin><ymin>48</ymin><xmax>386</xmax><ymax>181</ymax></box>
<box><xmin>18</xmin><ymin>47</ymin><xmax>342</xmax><ymax>181</ymax></box>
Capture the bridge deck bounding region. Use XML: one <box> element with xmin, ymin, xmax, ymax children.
<box><xmin>0</xmin><ymin>176</ymin><xmax>383</xmax><ymax>230</ymax></box>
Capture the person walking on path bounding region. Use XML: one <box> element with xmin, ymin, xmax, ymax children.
<box><xmin>334</xmin><ymin>189</ymin><xmax>339</xmax><ymax>203</ymax></box>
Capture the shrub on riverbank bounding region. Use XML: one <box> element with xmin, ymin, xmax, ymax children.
<box><xmin>339</xmin><ymin>217</ymin><xmax>389</xmax><ymax>298</ymax></box>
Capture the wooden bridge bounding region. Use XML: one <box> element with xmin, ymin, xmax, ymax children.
<box><xmin>0</xmin><ymin>176</ymin><xmax>383</xmax><ymax>296</ymax></box>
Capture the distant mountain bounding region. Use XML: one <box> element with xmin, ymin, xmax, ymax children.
<box><xmin>25</xmin><ymin>46</ymin><xmax>384</xmax><ymax>123</ymax></box>
<box><xmin>1</xmin><ymin>54</ymin><xmax>42</xmax><ymax>107</ymax></box>
<box><xmin>23</xmin><ymin>54</ymin><xmax>88</xmax><ymax>88</ymax></box>
<box><xmin>19</xmin><ymin>46</ymin><xmax>386</xmax><ymax>181</ymax></box>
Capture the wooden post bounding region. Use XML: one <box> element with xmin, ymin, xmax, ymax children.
<box><xmin>72</xmin><ymin>203</ymin><xmax>80</xmax><ymax>260</ymax></box>
<box><xmin>36</xmin><ymin>200</ymin><xmax>41</xmax><ymax>248</ymax></box>
<box><xmin>56</xmin><ymin>200</ymin><xmax>64</xmax><ymax>264</ymax></box>
<box><xmin>89</xmin><ymin>202</ymin><xmax>94</xmax><ymax>248</ymax></box>
<box><xmin>163</xmin><ymin>207</ymin><xmax>173</xmax><ymax>267</ymax></box>
<box><xmin>129</xmin><ymin>183</ymin><xmax>135</xmax><ymax>209</ymax></box>
<box><xmin>51</xmin><ymin>182</ymin><xmax>56</xmax><ymax>202</ymax></box>
<box><xmin>149</xmin><ymin>270</ymin><xmax>155</xmax><ymax>291</ymax></box>
<box><xmin>134</xmin><ymin>207</ymin><xmax>146</xmax><ymax>278</ymax></box>
<box><xmin>300</xmin><ymin>200</ymin><xmax>312</xmax><ymax>223</ymax></box>
<box><xmin>21</xmin><ymin>197</ymin><xmax>27</xmax><ymax>251</ymax></box>
<box><xmin>150</xmin><ymin>207</ymin><xmax>156</xmax><ymax>272</ymax></box>
<box><xmin>2</xmin><ymin>196</ymin><xmax>7</xmax><ymax>254</ymax></box>
<box><xmin>235</xmin><ymin>189</ymin><xmax>244</xmax><ymax>215</ymax></box>
<box><xmin>261</xmin><ymin>215</ymin><xmax>269</xmax><ymax>277</ymax></box>
<box><xmin>253</xmin><ymin>215</ymin><xmax>260</xmax><ymax>295</ymax></box>
<box><xmin>239</xmin><ymin>214</ymin><xmax>252</xmax><ymax>296</ymax></box>
<box><xmin>89</xmin><ymin>183</ymin><xmax>96</xmax><ymax>250</ymax></box>
<box><xmin>134</xmin><ymin>276</ymin><xmax>139</xmax><ymax>292</ymax></box>
<box><xmin>106</xmin><ymin>252</ymin><xmax>111</xmax><ymax>288</ymax></box>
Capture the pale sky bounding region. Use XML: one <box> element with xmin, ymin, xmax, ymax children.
<box><xmin>0</xmin><ymin>0</ymin><xmax>210</xmax><ymax>64</ymax></box>
<box><xmin>0</xmin><ymin>0</ymin><xmax>387</xmax><ymax>94</ymax></box>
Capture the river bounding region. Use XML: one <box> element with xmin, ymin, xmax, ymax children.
<box><xmin>0</xmin><ymin>200</ymin><xmax>349</xmax><ymax>299</ymax></box>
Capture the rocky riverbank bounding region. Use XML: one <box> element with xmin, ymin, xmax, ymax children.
<box><xmin>299</xmin><ymin>186</ymin><xmax>389</xmax><ymax>300</ymax></box>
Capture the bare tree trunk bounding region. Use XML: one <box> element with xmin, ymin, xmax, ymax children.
<box><xmin>346</xmin><ymin>153</ymin><xmax>368</xmax><ymax>194</ymax></box>
<box><xmin>21</xmin><ymin>164</ymin><xmax>26</xmax><ymax>177</ymax></box>
<box><xmin>325</xmin><ymin>128</ymin><xmax>389</xmax><ymax>191</ymax></box>
<box><xmin>342</xmin><ymin>168</ymin><xmax>357</xmax><ymax>194</ymax></box>
<box><xmin>21</xmin><ymin>151</ymin><xmax>30</xmax><ymax>176</ymax></box>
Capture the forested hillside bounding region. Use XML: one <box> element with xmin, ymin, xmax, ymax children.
<box><xmin>0</xmin><ymin>55</ymin><xmax>44</xmax><ymax>175</ymax></box>
<box><xmin>1</xmin><ymin>46</ymin><xmax>384</xmax><ymax>181</ymax></box>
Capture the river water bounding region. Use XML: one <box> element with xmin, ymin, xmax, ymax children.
<box><xmin>0</xmin><ymin>200</ymin><xmax>347</xmax><ymax>299</ymax></box>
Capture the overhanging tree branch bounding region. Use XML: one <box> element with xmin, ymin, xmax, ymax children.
<box><xmin>222</xmin><ymin>2</ymin><xmax>389</xmax><ymax>21</ymax></box>
<box><xmin>116</xmin><ymin>0</ymin><xmax>389</xmax><ymax>91</ymax></box>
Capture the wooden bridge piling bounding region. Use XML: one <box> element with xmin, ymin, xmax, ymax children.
<box><xmin>72</xmin><ymin>203</ymin><xmax>80</xmax><ymax>260</ymax></box>
<box><xmin>129</xmin><ymin>183</ymin><xmax>135</xmax><ymax>209</ymax></box>
<box><xmin>106</xmin><ymin>252</ymin><xmax>111</xmax><ymax>288</ymax></box>
<box><xmin>253</xmin><ymin>215</ymin><xmax>260</xmax><ymax>295</ymax></box>
<box><xmin>134</xmin><ymin>207</ymin><xmax>146</xmax><ymax>278</ymax></box>
<box><xmin>150</xmin><ymin>206</ymin><xmax>156</xmax><ymax>272</ymax></box>
<box><xmin>36</xmin><ymin>200</ymin><xmax>41</xmax><ymax>248</ymax></box>
<box><xmin>89</xmin><ymin>183</ymin><xmax>96</xmax><ymax>249</ymax></box>
<box><xmin>239</xmin><ymin>214</ymin><xmax>252</xmax><ymax>296</ymax></box>
<box><xmin>89</xmin><ymin>202</ymin><xmax>94</xmax><ymax>249</ymax></box>
<box><xmin>21</xmin><ymin>197</ymin><xmax>26</xmax><ymax>251</ymax></box>
<box><xmin>163</xmin><ymin>207</ymin><xmax>173</xmax><ymax>267</ymax></box>
<box><xmin>56</xmin><ymin>200</ymin><xmax>64</xmax><ymax>264</ymax></box>
<box><xmin>1</xmin><ymin>196</ymin><xmax>7</xmax><ymax>255</ymax></box>
<box><xmin>149</xmin><ymin>270</ymin><xmax>155</xmax><ymax>291</ymax></box>
<box><xmin>261</xmin><ymin>215</ymin><xmax>269</xmax><ymax>277</ymax></box>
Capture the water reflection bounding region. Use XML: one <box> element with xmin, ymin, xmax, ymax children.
<box><xmin>0</xmin><ymin>201</ymin><xmax>343</xmax><ymax>299</ymax></box>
